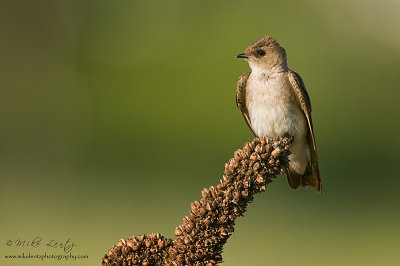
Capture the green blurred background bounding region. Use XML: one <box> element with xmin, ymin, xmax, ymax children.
<box><xmin>1</xmin><ymin>0</ymin><xmax>399</xmax><ymax>265</ymax></box>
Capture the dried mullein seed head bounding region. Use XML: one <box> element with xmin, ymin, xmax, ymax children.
<box><xmin>103</xmin><ymin>137</ymin><xmax>293</xmax><ymax>266</ymax></box>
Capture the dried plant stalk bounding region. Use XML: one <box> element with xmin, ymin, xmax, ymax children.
<box><xmin>102</xmin><ymin>136</ymin><xmax>293</xmax><ymax>266</ymax></box>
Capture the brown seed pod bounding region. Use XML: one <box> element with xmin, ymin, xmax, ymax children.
<box><xmin>256</xmin><ymin>175</ymin><xmax>264</xmax><ymax>184</ymax></box>
<box><xmin>117</xmin><ymin>239</ymin><xmax>125</xmax><ymax>247</ymax></box>
<box><xmin>175</xmin><ymin>227</ymin><xmax>183</xmax><ymax>236</ymax></box>
<box><xmin>250</xmin><ymin>152</ymin><xmax>258</xmax><ymax>161</ymax></box>
<box><xmin>271</xmin><ymin>147</ymin><xmax>282</xmax><ymax>157</ymax></box>
<box><xmin>255</xmin><ymin>144</ymin><xmax>265</xmax><ymax>154</ymax></box>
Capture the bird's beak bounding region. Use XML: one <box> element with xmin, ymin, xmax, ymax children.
<box><xmin>236</xmin><ymin>53</ymin><xmax>249</xmax><ymax>59</ymax></box>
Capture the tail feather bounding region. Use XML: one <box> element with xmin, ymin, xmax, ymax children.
<box><xmin>286</xmin><ymin>167</ymin><xmax>302</xmax><ymax>190</ymax></box>
<box><xmin>303</xmin><ymin>162</ymin><xmax>322</xmax><ymax>193</ymax></box>
<box><xmin>286</xmin><ymin>165</ymin><xmax>322</xmax><ymax>193</ymax></box>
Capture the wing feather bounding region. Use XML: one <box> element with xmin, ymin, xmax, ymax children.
<box><xmin>288</xmin><ymin>70</ymin><xmax>322</xmax><ymax>193</ymax></box>
<box><xmin>236</xmin><ymin>72</ymin><xmax>257</xmax><ymax>136</ymax></box>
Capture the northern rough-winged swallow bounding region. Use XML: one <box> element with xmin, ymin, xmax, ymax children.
<box><xmin>236</xmin><ymin>35</ymin><xmax>322</xmax><ymax>193</ymax></box>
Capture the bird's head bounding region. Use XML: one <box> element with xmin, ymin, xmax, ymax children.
<box><xmin>236</xmin><ymin>35</ymin><xmax>288</xmax><ymax>74</ymax></box>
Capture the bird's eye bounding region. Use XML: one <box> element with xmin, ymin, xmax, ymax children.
<box><xmin>256</xmin><ymin>49</ymin><xmax>266</xmax><ymax>56</ymax></box>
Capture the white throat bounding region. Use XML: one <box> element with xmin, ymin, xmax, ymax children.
<box><xmin>248</xmin><ymin>61</ymin><xmax>288</xmax><ymax>76</ymax></box>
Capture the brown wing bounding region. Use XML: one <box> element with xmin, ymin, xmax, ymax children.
<box><xmin>288</xmin><ymin>70</ymin><xmax>322</xmax><ymax>193</ymax></box>
<box><xmin>236</xmin><ymin>72</ymin><xmax>257</xmax><ymax>137</ymax></box>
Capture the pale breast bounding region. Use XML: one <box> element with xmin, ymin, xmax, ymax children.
<box><xmin>246</xmin><ymin>73</ymin><xmax>307</xmax><ymax>139</ymax></box>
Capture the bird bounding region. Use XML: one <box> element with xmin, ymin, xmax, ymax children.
<box><xmin>236</xmin><ymin>35</ymin><xmax>322</xmax><ymax>193</ymax></box>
